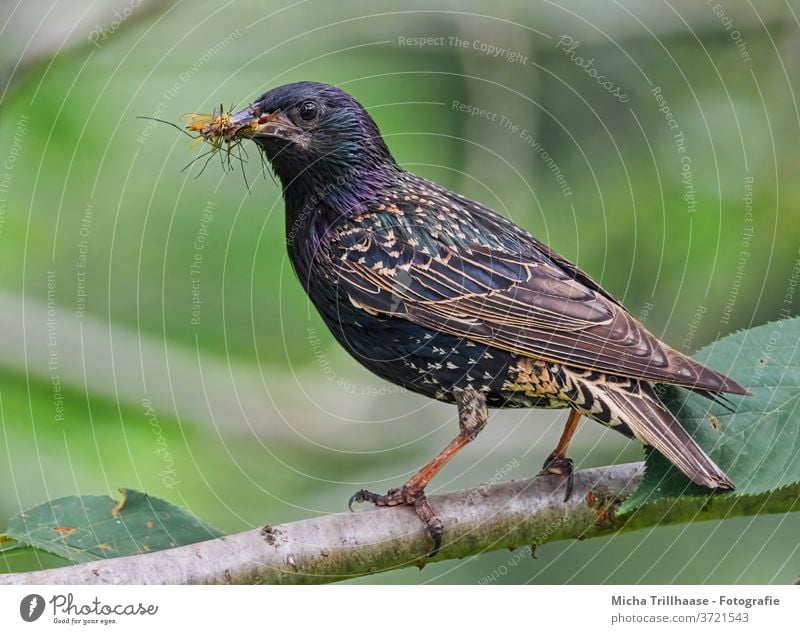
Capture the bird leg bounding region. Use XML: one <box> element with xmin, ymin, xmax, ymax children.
<box><xmin>348</xmin><ymin>386</ymin><xmax>489</xmax><ymax>557</ymax></box>
<box><xmin>539</xmin><ymin>408</ymin><xmax>582</xmax><ymax>501</ymax></box>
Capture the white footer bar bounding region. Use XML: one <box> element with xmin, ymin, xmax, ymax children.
<box><xmin>0</xmin><ymin>585</ymin><xmax>794</xmax><ymax>632</ymax></box>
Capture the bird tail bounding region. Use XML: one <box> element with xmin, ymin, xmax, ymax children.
<box><xmin>599</xmin><ymin>382</ymin><xmax>734</xmax><ymax>490</ymax></box>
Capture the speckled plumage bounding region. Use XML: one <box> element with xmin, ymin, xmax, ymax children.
<box><xmin>223</xmin><ymin>82</ymin><xmax>748</xmax><ymax>549</ymax></box>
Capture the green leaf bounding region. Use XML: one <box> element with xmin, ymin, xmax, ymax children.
<box><xmin>0</xmin><ymin>536</ymin><xmax>22</xmax><ymax>553</ymax></box>
<box><xmin>4</xmin><ymin>489</ymin><xmax>222</xmax><ymax>563</ymax></box>
<box><xmin>622</xmin><ymin>317</ymin><xmax>800</xmax><ymax>512</ymax></box>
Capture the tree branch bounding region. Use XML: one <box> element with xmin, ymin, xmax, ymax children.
<box><xmin>2</xmin><ymin>462</ymin><xmax>797</xmax><ymax>584</ymax></box>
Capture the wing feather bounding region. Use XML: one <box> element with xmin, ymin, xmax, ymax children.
<box><xmin>329</xmin><ymin>204</ymin><xmax>746</xmax><ymax>395</ymax></box>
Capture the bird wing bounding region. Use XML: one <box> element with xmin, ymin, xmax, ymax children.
<box><xmin>330</xmin><ymin>216</ymin><xmax>744</xmax><ymax>394</ymax></box>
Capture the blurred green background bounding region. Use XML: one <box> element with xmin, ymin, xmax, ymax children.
<box><xmin>1</xmin><ymin>0</ymin><xmax>799</xmax><ymax>583</ymax></box>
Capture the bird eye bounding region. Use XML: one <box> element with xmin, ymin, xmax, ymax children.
<box><xmin>298</xmin><ymin>100</ymin><xmax>318</xmax><ymax>121</ymax></box>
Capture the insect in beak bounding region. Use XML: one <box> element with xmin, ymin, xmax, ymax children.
<box><xmin>180</xmin><ymin>104</ymin><xmax>256</xmax><ymax>146</ymax></box>
<box><xmin>225</xmin><ymin>105</ymin><xmax>302</xmax><ymax>141</ymax></box>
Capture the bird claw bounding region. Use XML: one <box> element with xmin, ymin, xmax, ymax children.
<box><xmin>347</xmin><ymin>489</ymin><xmax>384</xmax><ymax>511</ymax></box>
<box><xmin>348</xmin><ymin>487</ymin><xmax>408</xmax><ymax>510</ymax></box>
<box><xmin>412</xmin><ymin>496</ymin><xmax>444</xmax><ymax>557</ymax></box>
<box><xmin>539</xmin><ymin>455</ymin><xmax>575</xmax><ymax>502</ymax></box>
<box><xmin>347</xmin><ymin>486</ymin><xmax>443</xmax><ymax>557</ymax></box>
<box><xmin>347</xmin><ymin>490</ymin><xmax>365</xmax><ymax>512</ymax></box>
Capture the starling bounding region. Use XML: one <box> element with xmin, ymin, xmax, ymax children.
<box><xmin>208</xmin><ymin>81</ymin><xmax>747</xmax><ymax>555</ymax></box>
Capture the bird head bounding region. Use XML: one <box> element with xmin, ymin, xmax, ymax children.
<box><xmin>226</xmin><ymin>81</ymin><xmax>396</xmax><ymax>198</ymax></box>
